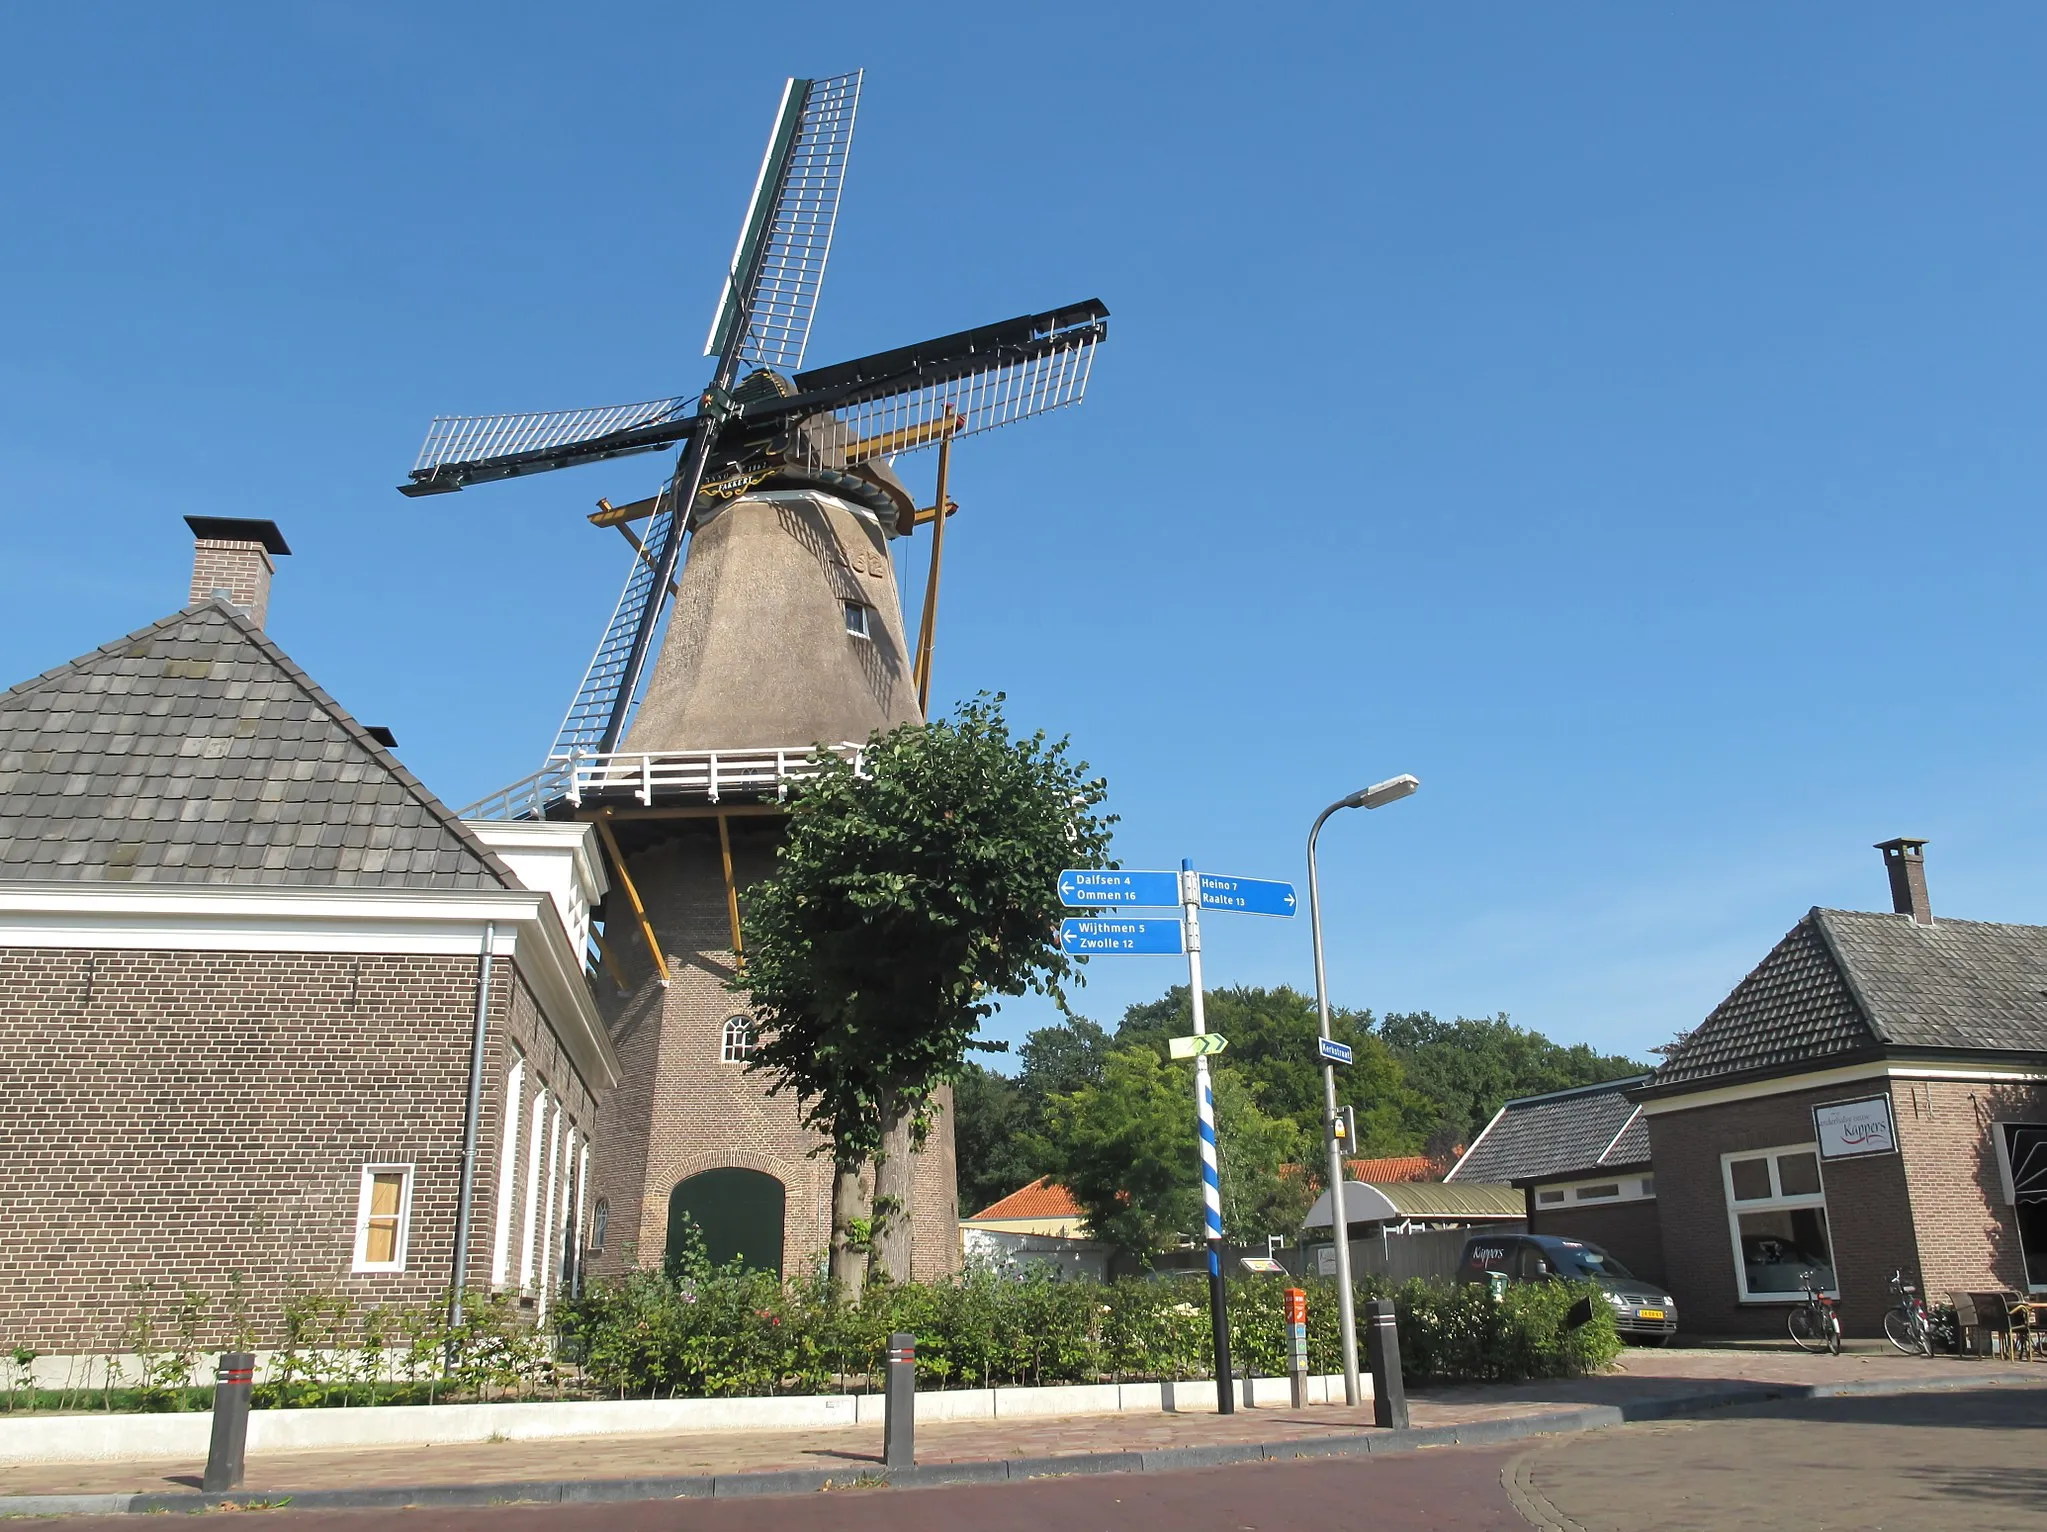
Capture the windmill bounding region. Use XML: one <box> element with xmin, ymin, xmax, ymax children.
<box><xmin>401</xmin><ymin>69</ymin><xmax>1108</xmax><ymax>764</ymax></box>
<box><xmin>409</xmin><ymin>72</ymin><xmax>1107</xmax><ymax>1285</ymax></box>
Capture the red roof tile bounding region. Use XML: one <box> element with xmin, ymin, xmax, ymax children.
<box><xmin>967</xmin><ymin>1176</ymin><xmax>1083</xmax><ymax>1221</ymax></box>
<box><xmin>1343</xmin><ymin>1155</ymin><xmax>1444</xmax><ymax>1184</ymax></box>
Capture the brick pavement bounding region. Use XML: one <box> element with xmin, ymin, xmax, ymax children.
<box><xmin>2</xmin><ymin>1345</ymin><xmax>2038</xmax><ymax>1500</ymax></box>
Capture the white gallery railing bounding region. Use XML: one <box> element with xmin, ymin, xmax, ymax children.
<box><xmin>460</xmin><ymin>744</ymin><xmax>865</xmax><ymax>822</ymax></box>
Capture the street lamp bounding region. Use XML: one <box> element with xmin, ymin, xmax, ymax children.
<box><xmin>1308</xmin><ymin>773</ymin><xmax>1419</xmax><ymax>1407</ymax></box>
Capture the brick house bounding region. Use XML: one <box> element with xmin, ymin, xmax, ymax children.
<box><xmin>1446</xmin><ymin>1079</ymin><xmax>1664</xmax><ymax>1285</ymax></box>
<box><xmin>1635</xmin><ymin>840</ymin><xmax>2047</xmax><ymax>1336</ymax></box>
<box><xmin>0</xmin><ymin>521</ymin><xmax>618</xmax><ymax>1351</ymax></box>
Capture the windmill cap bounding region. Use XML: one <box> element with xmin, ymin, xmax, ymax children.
<box><xmin>184</xmin><ymin>517</ymin><xmax>291</xmax><ymax>556</ymax></box>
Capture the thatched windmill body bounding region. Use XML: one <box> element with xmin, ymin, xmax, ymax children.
<box><xmin>408</xmin><ymin>71</ymin><xmax>1107</xmax><ymax>1280</ymax></box>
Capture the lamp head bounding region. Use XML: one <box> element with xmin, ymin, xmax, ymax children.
<box><xmin>1346</xmin><ymin>774</ymin><xmax>1420</xmax><ymax>811</ymax></box>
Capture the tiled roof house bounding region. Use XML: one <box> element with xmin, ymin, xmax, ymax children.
<box><xmin>1633</xmin><ymin>839</ymin><xmax>2047</xmax><ymax>1337</ymax></box>
<box><xmin>0</xmin><ymin>521</ymin><xmax>618</xmax><ymax>1351</ymax></box>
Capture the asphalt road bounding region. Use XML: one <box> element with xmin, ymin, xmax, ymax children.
<box><xmin>1505</xmin><ymin>1381</ymin><xmax>2047</xmax><ymax>1531</ymax></box>
<box><xmin>40</xmin><ymin>1381</ymin><xmax>2047</xmax><ymax>1530</ymax></box>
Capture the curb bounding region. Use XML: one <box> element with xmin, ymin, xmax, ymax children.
<box><xmin>8</xmin><ymin>1371</ymin><xmax>2043</xmax><ymax>1515</ymax></box>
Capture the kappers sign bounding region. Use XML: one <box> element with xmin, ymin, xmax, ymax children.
<box><xmin>1813</xmin><ymin>1095</ymin><xmax>1897</xmax><ymax>1160</ymax></box>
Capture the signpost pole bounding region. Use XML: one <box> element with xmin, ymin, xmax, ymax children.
<box><xmin>1307</xmin><ymin>806</ymin><xmax>1362</xmax><ymax>1407</ymax></box>
<box><xmin>1182</xmin><ymin>859</ymin><xmax>1234</xmax><ymax>1416</ymax></box>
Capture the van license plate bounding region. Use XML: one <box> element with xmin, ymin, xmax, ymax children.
<box><xmin>1637</xmin><ymin>1309</ymin><xmax>1665</xmax><ymax>1320</ymax></box>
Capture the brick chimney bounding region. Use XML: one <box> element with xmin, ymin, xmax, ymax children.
<box><xmin>184</xmin><ymin>517</ymin><xmax>291</xmax><ymax>629</ymax></box>
<box><xmin>1875</xmin><ymin>837</ymin><xmax>1932</xmax><ymax>926</ymax></box>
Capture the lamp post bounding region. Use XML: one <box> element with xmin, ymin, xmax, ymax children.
<box><xmin>1308</xmin><ymin>773</ymin><xmax>1419</xmax><ymax>1407</ymax></box>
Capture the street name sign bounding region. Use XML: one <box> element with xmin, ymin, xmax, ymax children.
<box><xmin>1169</xmin><ymin>1033</ymin><xmax>1230</xmax><ymax>1060</ymax></box>
<box><xmin>1057</xmin><ymin>869</ymin><xmax>1181</xmax><ymax>908</ymax></box>
<box><xmin>1317</xmin><ymin>1037</ymin><xmax>1354</xmax><ymax>1066</ymax></box>
<box><xmin>1197</xmin><ymin>872</ymin><xmax>1298</xmax><ymax>917</ymax></box>
<box><xmin>1060</xmin><ymin>917</ymin><xmax>1185</xmax><ymax>955</ymax></box>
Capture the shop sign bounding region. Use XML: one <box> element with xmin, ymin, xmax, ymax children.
<box><xmin>1813</xmin><ymin>1094</ymin><xmax>1897</xmax><ymax>1159</ymax></box>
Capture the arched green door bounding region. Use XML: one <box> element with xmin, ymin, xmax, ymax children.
<box><xmin>667</xmin><ymin>1168</ymin><xmax>785</xmax><ymax>1275</ymax></box>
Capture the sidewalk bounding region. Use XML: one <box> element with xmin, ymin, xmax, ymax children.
<box><xmin>3</xmin><ymin>1347</ymin><xmax>2040</xmax><ymax>1507</ymax></box>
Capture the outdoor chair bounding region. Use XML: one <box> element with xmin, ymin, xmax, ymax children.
<box><xmin>1950</xmin><ymin>1291</ymin><xmax>1983</xmax><ymax>1354</ymax></box>
<box><xmin>1967</xmin><ymin>1292</ymin><xmax>2031</xmax><ymax>1360</ymax></box>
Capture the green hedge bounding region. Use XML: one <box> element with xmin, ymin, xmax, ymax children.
<box><xmin>555</xmin><ymin>1266</ymin><xmax>1621</xmax><ymax>1397</ymax></box>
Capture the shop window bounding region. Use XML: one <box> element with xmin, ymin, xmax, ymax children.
<box><xmin>721</xmin><ymin>1015</ymin><xmax>756</xmax><ymax>1062</ymax></box>
<box><xmin>1995</xmin><ymin>1123</ymin><xmax>2047</xmax><ymax>1292</ymax></box>
<box><xmin>1722</xmin><ymin>1145</ymin><xmax>1834</xmax><ymax>1301</ymax></box>
<box><xmin>353</xmin><ymin>1164</ymin><xmax>413</xmax><ymax>1273</ymax></box>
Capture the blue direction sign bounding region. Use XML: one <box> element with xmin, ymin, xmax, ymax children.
<box><xmin>1197</xmin><ymin>872</ymin><xmax>1298</xmax><ymax>918</ymax></box>
<box><xmin>1057</xmin><ymin>869</ymin><xmax>1181</xmax><ymax>908</ymax></box>
<box><xmin>1060</xmin><ymin>917</ymin><xmax>1185</xmax><ymax>956</ymax></box>
<box><xmin>1317</xmin><ymin>1037</ymin><xmax>1354</xmax><ymax>1065</ymax></box>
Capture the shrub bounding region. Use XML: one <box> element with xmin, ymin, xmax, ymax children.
<box><xmin>554</xmin><ymin>1267</ymin><xmax>1620</xmax><ymax>1397</ymax></box>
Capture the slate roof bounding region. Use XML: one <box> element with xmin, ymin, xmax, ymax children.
<box><xmin>1446</xmin><ymin>1078</ymin><xmax>1652</xmax><ymax>1184</ymax></box>
<box><xmin>0</xmin><ymin>602</ymin><xmax>515</xmax><ymax>889</ymax></box>
<box><xmin>1645</xmin><ymin>908</ymin><xmax>2047</xmax><ymax>1091</ymax></box>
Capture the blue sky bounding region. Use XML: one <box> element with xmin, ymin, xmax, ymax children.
<box><xmin>5</xmin><ymin>4</ymin><xmax>2044</xmax><ymax>1066</ymax></box>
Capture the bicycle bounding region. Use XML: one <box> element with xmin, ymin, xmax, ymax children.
<box><xmin>1882</xmin><ymin>1270</ymin><xmax>1932</xmax><ymax>1357</ymax></box>
<box><xmin>1787</xmin><ymin>1269</ymin><xmax>1842</xmax><ymax>1354</ymax></box>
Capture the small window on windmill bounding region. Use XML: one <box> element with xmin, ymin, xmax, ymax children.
<box><xmin>721</xmin><ymin>1015</ymin><xmax>757</xmax><ymax>1062</ymax></box>
<box><xmin>843</xmin><ymin>600</ymin><xmax>872</xmax><ymax>640</ymax></box>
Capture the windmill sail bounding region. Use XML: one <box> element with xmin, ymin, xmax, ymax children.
<box><xmin>786</xmin><ymin>300</ymin><xmax>1107</xmax><ymax>469</ymax></box>
<box><xmin>402</xmin><ymin>397</ymin><xmax>697</xmax><ymax>496</ymax></box>
<box><xmin>706</xmin><ymin>70</ymin><xmax>862</xmax><ymax>374</ymax></box>
<box><xmin>550</xmin><ymin>495</ymin><xmax>683</xmax><ymax>758</ymax></box>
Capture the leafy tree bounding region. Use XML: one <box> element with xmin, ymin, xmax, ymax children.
<box><xmin>952</xmin><ymin>1017</ymin><xmax>1111</xmax><ymax>1214</ymax></box>
<box><xmin>951</xmin><ymin>1063</ymin><xmax>1032</xmax><ymax>1216</ymax></box>
<box><xmin>1036</xmin><ymin>1046</ymin><xmax>1309</xmax><ymax>1262</ymax></box>
<box><xmin>1116</xmin><ymin>985</ymin><xmax>1436</xmax><ymax>1159</ymax></box>
<box><xmin>736</xmin><ymin>696</ymin><xmax>1114</xmax><ymax>1296</ymax></box>
<box><xmin>1377</xmin><ymin>1012</ymin><xmax>1648</xmax><ymax>1154</ymax></box>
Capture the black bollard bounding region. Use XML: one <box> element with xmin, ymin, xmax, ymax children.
<box><xmin>202</xmin><ymin>1352</ymin><xmax>256</xmax><ymax>1492</ymax></box>
<box><xmin>883</xmin><ymin>1332</ymin><xmax>915</xmax><ymax>1470</ymax></box>
<box><xmin>1365</xmin><ymin>1300</ymin><xmax>1408</xmax><ymax>1429</ymax></box>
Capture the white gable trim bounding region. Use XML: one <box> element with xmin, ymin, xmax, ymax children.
<box><xmin>0</xmin><ymin>882</ymin><xmax>618</xmax><ymax>1093</ymax></box>
<box><xmin>1638</xmin><ymin>1059</ymin><xmax>2047</xmax><ymax>1115</ymax></box>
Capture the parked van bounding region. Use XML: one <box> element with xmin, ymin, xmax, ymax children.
<box><xmin>1455</xmin><ymin>1233</ymin><xmax>1678</xmax><ymax>1344</ymax></box>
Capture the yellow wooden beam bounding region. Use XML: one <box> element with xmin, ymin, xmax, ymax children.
<box><xmin>716</xmin><ymin>813</ymin><xmax>745</xmax><ymax>969</ymax></box>
<box><xmin>845</xmin><ymin>414</ymin><xmax>966</xmax><ymax>463</ymax></box>
<box><xmin>590</xmin><ymin>493</ymin><xmax>663</xmax><ymax>528</ymax></box>
<box><xmin>591</xmin><ymin>809</ymin><xmax>670</xmax><ymax>986</ymax></box>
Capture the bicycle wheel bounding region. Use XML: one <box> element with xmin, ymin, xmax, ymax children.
<box><xmin>1788</xmin><ymin>1305</ymin><xmax>1827</xmax><ymax>1352</ymax></box>
<box><xmin>1827</xmin><ymin>1312</ymin><xmax>1842</xmax><ymax>1355</ymax></box>
<box><xmin>1883</xmin><ymin>1307</ymin><xmax>1921</xmax><ymax>1356</ymax></box>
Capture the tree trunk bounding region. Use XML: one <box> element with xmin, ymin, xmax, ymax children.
<box><xmin>871</xmin><ymin>1099</ymin><xmax>916</xmax><ymax>1283</ymax></box>
<box><xmin>829</xmin><ymin>1161</ymin><xmax>867</xmax><ymax>1303</ymax></box>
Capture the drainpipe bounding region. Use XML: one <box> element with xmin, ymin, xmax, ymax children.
<box><xmin>448</xmin><ymin>922</ymin><xmax>497</xmax><ymax>1340</ymax></box>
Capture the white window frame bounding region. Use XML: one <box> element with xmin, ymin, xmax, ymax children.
<box><xmin>490</xmin><ymin>1053</ymin><xmax>525</xmax><ymax>1289</ymax></box>
<box><xmin>536</xmin><ymin>1111</ymin><xmax>566</xmax><ymax>1319</ymax></box>
<box><xmin>843</xmin><ymin>601</ymin><xmax>871</xmax><ymax>639</ymax></box>
<box><xmin>721</xmin><ymin>1015</ymin><xmax>756</xmax><ymax>1063</ymax></box>
<box><xmin>352</xmin><ymin>1163</ymin><xmax>415</xmax><ymax>1273</ymax></box>
<box><xmin>518</xmin><ymin>1089</ymin><xmax>551</xmax><ymax>1289</ymax></box>
<box><xmin>1531</xmin><ymin>1174</ymin><xmax>1656</xmax><ymax>1207</ymax></box>
<box><xmin>1721</xmin><ymin>1142</ymin><xmax>1834</xmax><ymax>1302</ymax></box>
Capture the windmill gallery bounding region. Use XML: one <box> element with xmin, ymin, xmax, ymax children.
<box><xmin>0</xmin><ymin>70</ymin><xmax>1108</xmax><ymax>1350</ymax></box>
